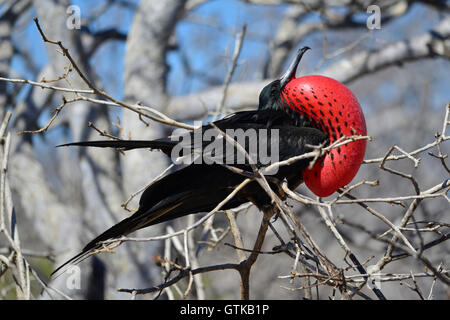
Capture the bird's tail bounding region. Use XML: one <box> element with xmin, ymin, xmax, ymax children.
<box><xmin>51</xmin><ymin>203</ymin><xmax>181</xmax><ymax>278</ymax></box>
<box><xmin>51</xmin><ymin>164</ymin><xmax>245</xmax><ymax>278</ymax></box>
<box><xmin>51</xmin><ymin>139</ymin><xmax>182</xmax><ymax>277</ymax></box>
<box><xmin>57</xmin><ymin>139</ymin><xmax>176</xmax><ymax>153</ymax></box>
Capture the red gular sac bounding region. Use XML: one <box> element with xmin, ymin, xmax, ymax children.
<box><xmin>281</xmin><ymin>75</ymin><xmax>367</xmax><ymax>197</ymax></box>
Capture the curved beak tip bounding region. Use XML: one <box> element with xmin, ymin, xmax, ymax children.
<box><xmin>300</xmin><ymin>46</ymin><xmax>311</xmax><ymax>52</ymax></box>
<box><xmin>280</xmin><ymin>46</ymin><xmax>311</xmax><ymax>89</ymax></box>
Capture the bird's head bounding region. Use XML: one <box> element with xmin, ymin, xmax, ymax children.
<box><xmin>261</xmin><ymin>46</ymin><xmax>367</xmax><ymax>197</ymax></box>
<box><xmin>258</xmin><ymin>47</ymin><xmax>310</xmax><ymax>112</ymax></box>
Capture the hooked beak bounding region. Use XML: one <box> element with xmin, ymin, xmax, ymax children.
<box><xmin>280</xmin><ymin>46</ymin><xmax>310</xmax><ymax>90</ymax></box>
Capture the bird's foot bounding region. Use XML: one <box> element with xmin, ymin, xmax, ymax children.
<box><xmin>271</xmin><ymin>209</ymin><xmax>281</xmax><ymax>223</ymax></box>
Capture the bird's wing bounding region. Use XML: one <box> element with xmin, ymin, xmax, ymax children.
<box><xmin>52</xmin><ymin>111</ymin><xmax>328</xmax><ymax>276</ymax></box>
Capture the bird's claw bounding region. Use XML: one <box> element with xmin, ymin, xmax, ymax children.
<box><xmin>271</xmin><ymin>210</ymin><xmax>281</xmax><ymax>223</ymax></box>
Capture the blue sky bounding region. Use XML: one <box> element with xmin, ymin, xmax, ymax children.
<box><xmin>7</xmin><ymin>0</ymin><xmax>449</xmax><ymax>121</ymax></box>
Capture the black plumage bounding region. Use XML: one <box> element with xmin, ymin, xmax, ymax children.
<box><xmin>52</xmin><ymin>47</ymin><xmax>326</xmax><ymax>276</ymax></box>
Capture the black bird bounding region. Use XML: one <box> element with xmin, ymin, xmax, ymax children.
<box><xmin>52</xmin><ymin>47</ymin><xmax>325</xmax><ymax>275</ymax></box>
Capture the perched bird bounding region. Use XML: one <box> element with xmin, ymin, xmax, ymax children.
<box><xmin>52</xmin><ymin>47</ymin><xmax>367</xmax><ymax>275</ymax></box>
